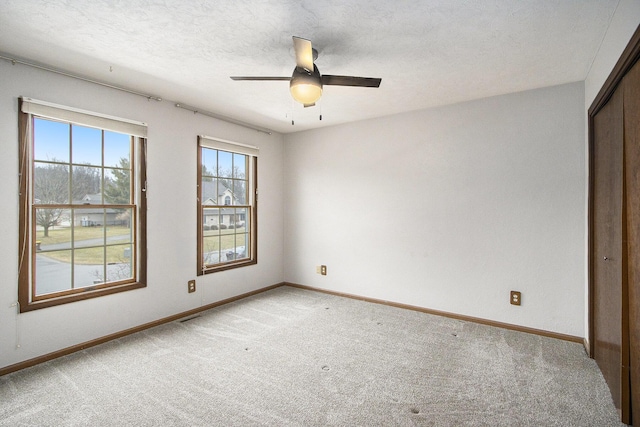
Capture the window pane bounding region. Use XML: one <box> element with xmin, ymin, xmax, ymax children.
<box><xmin>33</xmin><ymin>162</ymin><xmax>69</xmax><ymax>204</ymax></box>
<box><xmin>72</xmin><ymin>125</ymin><xmax>102</xmax><ymax>166</ymax></box>
<box><xmin>203</xmin><ymin>208</ymin><xmax>221</xmax><ymax>232</ymax></box>
<box><xmin>235</xmin><ymin>207</ymin><xmax>248</xmax><ymax>229</ymax></box>
<box><xmin>218</xmin><ymin>150</ymin><xmax>233</xmax><ymax>178</ymax></box>
<box><xmin>72</xmin><ymin>165</ymin><xmax>101</xmax><ymax>202</ymax></box>
<box><xmin>232</xmin><ymin>179</ymin><xmax>246</xmax><ymax>204</ymax></box>
<box><xmin>242</xmin><ymin>211</ymin><xmax>250</xmax><ymax>235</ymax></box>
<box><xmin>202</xmin><ymin>178</ymin><xmax>218</xmax><ymax>204</ymax></box>
<box><xmin>35</xmin><ymin>251</ymin><xmax>72</xmax><ymax>295</ymax></box>
<box><xmin>106</xmin><ymin>244</ymin><xmax>133</xmax><ymax>282</ymax></box>
<box><xmin>34</xmin><ymin>209</ymin><xmax>69</xmax><ymax>245</ymax></box>
<box><xmin>219</xmin><ymin>208</ymin><xmax>231</xmax><ymax>229</ymax></box>
<box><xmin>74</xmin><ymin>247</ymin><xmax>105</xmax><ymax>288</ymax></box>
<box><xmin>74</xmin><ymin>209</ymin><xmax>105</xmax><ymax>245</ymax></box>
<box><xmin>34</xmin><ymin>118</ymin><xmax>69</xmax><ymax>162</ymax></box>
<box><xmin>233</xmin><ymin>153</ymin><xmax>246</xmax><ymax>179</ymax></box>
<box><xmin>104</xmin><ymin>167</ymin><xmax>131</xmax><ymax>204</ymax></box>
<box><xmin>235</xmin><ymin>234</ymin><xmax>248</xmax><ymax>259</ymax></box>
<box><xmin>220</xmin><ymin>223</ymin><xmax>235</xmax><ymax>255</ymax></box>
<box><xmin>104</xmin><ymin>132</ymin><xmax>130</xmax><ymax>169</ymax></box>
<box><xmin>203</xmin><ymin>236</ymin><xmax>221</xmax><ymax>265</ymax></box>
<box><xmin>108</xmin><ymin>208</ymin><xmax>133</xmax><ymax>239</ymax></box>
<box><xmin>35</xmin><ymin>212</ymin><xmax>71</xmax><ymax>249</ymax></box>
<box><xmin>202</xmin><ymin>148</ymin><xmax>217</xmax><ymax>178</ymax></box>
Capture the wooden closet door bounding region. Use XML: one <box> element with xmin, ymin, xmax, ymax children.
<box><xmin>624</xmin><ymin>58</ymin><xmax>640</xmax><ymax>426</ymax></box>
<box><xmin>592</xmin><ymin>85</ymin><xmax>625</xmax><ymax>416</ymax></box>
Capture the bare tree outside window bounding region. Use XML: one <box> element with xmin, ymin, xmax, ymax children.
<box><xmin>33</xmin><ymin>161</ymin><xmax>101</xmax><ymax>236</ymax></box>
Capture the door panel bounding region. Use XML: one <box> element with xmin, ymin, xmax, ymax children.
<box><xmin>624</xmin><ymin>58</ymin><xmax>640</xmax><ymax>426</ymax></box>
<box><xmin>593</xmin><ymin>86</ymin><xmax>624</xmax><ymax>412</ymax></box>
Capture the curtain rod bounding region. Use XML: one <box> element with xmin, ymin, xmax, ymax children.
<box><xmin>1</xmin><ymin>54</ymin><xmax>162</xmax><ymax>102</ymax></box>
<box><xmin>175</xmin><ymin>103</ymin><xmax>272</xmax><ymax>135</ymax></box>
<box><xmin>1</xmin><ymin>54</ymin><xmax>274</xmax><ymax>135</ymax></box>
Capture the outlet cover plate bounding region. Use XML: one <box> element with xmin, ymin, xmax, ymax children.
<box><xmin>510</xmin><ymin>291</ymin><xmax>521</xmax><ymax>306</ymax></box>
<box><xmin>188</xmin><ymin>280</ymin><xmax>196</xmax><ymax>293</ymax></box>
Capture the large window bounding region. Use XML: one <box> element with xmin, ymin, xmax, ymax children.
<box><xmin>18</xmin><ymin>98</ymin><xmax>147</xmax><ymax>312</ymax></box>
<box><xmin>197</xmin><ymin>136</ymin><xmax>257</xmax><ymax>274</ymax></box>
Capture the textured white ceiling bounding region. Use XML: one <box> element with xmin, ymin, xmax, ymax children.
<box><xmin>0</xmin><ymin>0</ymin><xmax>619</xmax><ymax>133</ymax></box>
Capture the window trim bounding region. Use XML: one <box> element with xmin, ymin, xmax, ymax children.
<box><xmin>197</xmin><ymin>136</ymin><xmax>258</xmax><ymax>275</ymax></box>
<box><xmin>17</xmin><ymin>98</ymin><xmax>147</xmax><ymax>313</ymax></box>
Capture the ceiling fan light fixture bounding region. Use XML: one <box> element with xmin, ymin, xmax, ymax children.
<box><xmin>290</xmin><ymin>81</ymin><xmax>322</xmax><ymax>105</ymax></box>
<box><xmin>290</xmin><ymin>65</ymin><xmax>323</xmax><ymax>105</ymax></box>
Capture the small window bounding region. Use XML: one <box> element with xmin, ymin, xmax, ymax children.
<box><xmin>18</xmin><ymin>97</ymin><xmax>147</xmax><ymax>312</ymax></box>
<box><xmin>197</xmin><ymin>136</ymin><xmax>257</xmax><ymax>274</ymax></box>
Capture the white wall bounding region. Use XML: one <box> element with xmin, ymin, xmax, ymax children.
<box><xmin>284</xmin><ymin>82</ymin><xmax>586</xmax><ymax>337</ymax></box>
<box><xmin>0</xmin><ymin>60</ymin><xmax>285</xmax><ymax>370</ymax></box>
<box><xmin>582</xmin><ymin>0</ymin><xmax>640</xmax><ymax>340</ymax></box>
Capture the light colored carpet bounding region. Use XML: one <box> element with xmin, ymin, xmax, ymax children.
<box><xmin>0</xmin><ymin>286</ymin><xmax>625</xmax><ymax>426</ymax></box>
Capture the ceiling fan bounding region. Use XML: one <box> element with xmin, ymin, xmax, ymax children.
<box><xmin>231</xmin><ymin>36</ymin><xmax>382</xmax><ymax>108</ymax></box>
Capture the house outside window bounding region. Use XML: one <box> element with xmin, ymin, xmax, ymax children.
<box><xmin>197</xmin><ymin>136</ymin><xmax>257</xmax><ymax>274</ymax></box>
<box><xmin>18</xmin><ymin>97</ymin><xmax>147</xmax><ymax>312</ymax></box>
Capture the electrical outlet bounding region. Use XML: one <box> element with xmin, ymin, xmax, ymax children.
<box><xmin>321</xmin><ymin>265</ymin><xmax>327</xmax><ymax>276</ymax></box>
<box><xmin>188</xmin><ymin>280</ymin><xmax>196</xmax><ymax>293</ymax></box>
<box><xmin>510</xmin><ymin>291</ymin><xmax>521</xmax><ymax>306</ymax></box>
